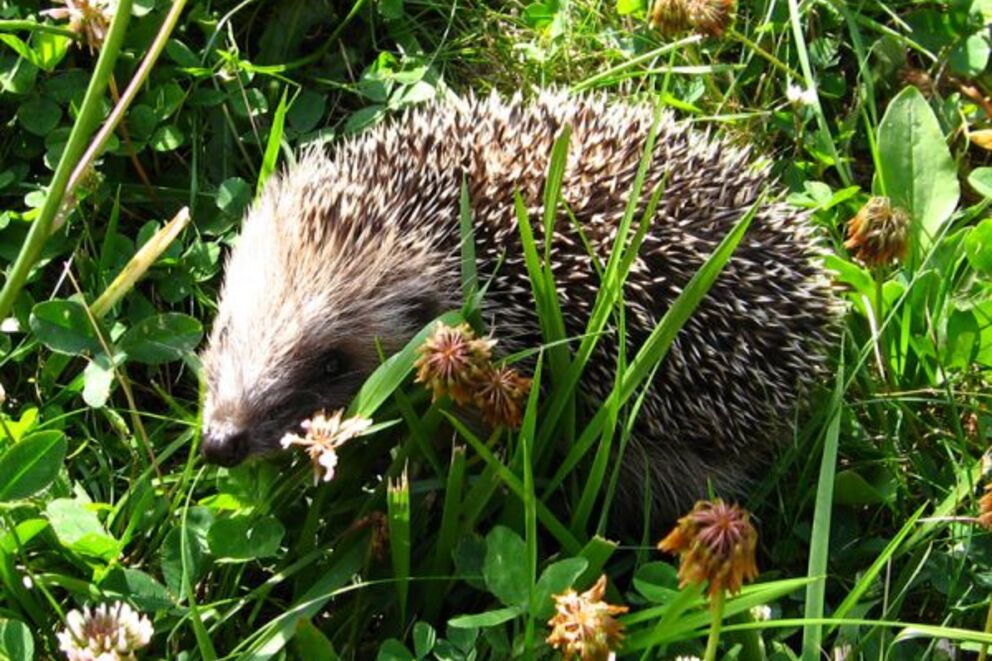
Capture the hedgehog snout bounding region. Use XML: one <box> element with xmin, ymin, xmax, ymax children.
<box><xmin>201</xmin><ymin>422</ymin><xmax>251</xmax><ymax>467</ymax></box>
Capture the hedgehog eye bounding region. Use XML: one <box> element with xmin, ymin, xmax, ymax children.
<box><xmin>323</xmin><ymin>349</ymin><xmax>347</xmax><ymax>376</ymax></box>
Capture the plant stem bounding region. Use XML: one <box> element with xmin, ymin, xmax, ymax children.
<box><xmin>0</xmin><ymin>19</ymin><xmax>80</xmax><ymax>39</ymax></box>
<box><xmin>729</xmin><ymin>28</ymin><xmax>802</xmax><ymax>79</ymax></box>
<box><xmin>978</xmin><ymin>596</ymin><xmax>992</xmax><ymax>661</ymax></box>
<box><xmin>60</xmin><ymin>0</ymin><xmax>190</xmax><ymax>230</ymax></box>
<box><xmin>704</xmin><ymin>590</ymin><xmax>727</xmax><ymax>661</ymax></box>
<box><xmin>0</xmin><ymin>0</ymin><xmax>133</xmax><ymax>322</ymax></box>
<box><xmin>90</xmin><ymin>207</ymin><xmax>191</xmax><ymax>317</ymax></box>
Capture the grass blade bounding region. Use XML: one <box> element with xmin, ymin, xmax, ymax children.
<box><xmin>256</xmin><ymin>86</ymin><xmax>289</xmax><ymax>195</ymax></box>
<box><xmin>388</xmin><ymin>469</ymin><xmax>412</xmax><ymax>625</ymax></box>
<box><xmin>543</xmin><ymin>193</ymin><xmax>763</xmax><ymax>497</ymax></box>
<box><xmin>801</xmin><ymin>356</ymin><xmax>846</xmax><ymax>661</ymax></box>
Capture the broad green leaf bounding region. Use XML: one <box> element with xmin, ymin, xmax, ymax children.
<box><xmin>45</xmin><ymin>498</ymin><xmax>119</xmax><ymax>561</ymax></box>
<box><xmin>413</xmin><ymin>622</ymin><xmax>436</xmax><ymax>659</ymax></box>
<box><xmin>118</xmin><ymin>313</ymin><xmax>203</xmax><ymax>364</ymax></box>
<box><xmin>32</xmin><ymin>32</ymin><xmax>70</xmax><ymax>70</ymax></box>
<box><xmin>483</xmin><ymin>526</ymin><xmax>529</xmax><ymax>608</ymax></box>
<box><xmin>149</xmin><ymin>124</ymin><xmax>184</xmax><ymax>152</ymax></box>
<box><xmin>378</xmin><ymin>0</ymin><xmax>404</xmax><ymax>20</ymax></box>
<box><xmin>216</xmin><ymin>176</ymin><xmax>252</xmax><ymax>216</ymax></box>
<box><xmin>161</xmin><ymin>507</ymin><xmax>214</xmax><ymax>597</ymax></box>
<box><xmin>101</xmin><ymin>567</ymin><xmax>174</xmax><ymax>611</ymax></box>
<box><xmin>632</xmin><ymin>561</ymin><xmax>680</xmax><ymax>603</ymax></box>
<box><xmin>447</xmin><ymin>607</ymin><xmax>521</xmax><ymax>629</ymax></box>
<box><xmin>965</xmin><ymin>219</ymin><xmax>992</xmax><ymax>274</ymax></box>
<box><xmin>949</xmin><ymin>33</ymin><xmax>991</xmax><ymax>76</ymax></box>
<box><xmin>834</xmin><ymin>468</ymin><xmax>895</xmax><ymax>505</ymax></box>
<box><xmin>0</xmin><ymin>519</ymin><xmax>49</xmax><ymax>554</ymax></box>
<box><xmin>969</xmin><ymin>167</ymin><xmax>992</xmax><ymax>198</ymax></box>
<box><xmin>0</xmin><ymin>431</ymin><xmax>66</xmax><ymax>502</ymax></box>
<box><xmin>344</xmin><ymin>105</ymin><xmax>386</xmax><ymax>134</ymax></box>
<box><xmin>531</xmin><ymin>558</ymin><xmax>588</xmax><ymax>618</ymax></box>
<box><xmin>164</xmin><ymin>38</ymin><xmax>199</xmax><ymax>67</ymax></box>
<box><xmin>944</xmin><ymin>306</ymin><xmax>992</xmax><ymax>368</ymax></box>
<box><xmin>288</xmin><ymin>90</ymin><xmax>326</xmax><ymax>133</ymax></box>
<box><xmin>151</xmin><ymin>82</ymin><xmax>184</xmax><ymax>120</ymax></box>
<box><xmin>16</xmin><ymin>97</ymin><xmax>61</xmax><ymax>137</ymax></box>
<box><xmin>207</xmin><ymin>516</ymin><xmax>284</xmax><ymax>561</ymax></box>
<box><xmin>29</xmin><ymin>300</ymin><xmax>102</xmax><ymax>356</ymax></box>
<box><xmin>230</xmin><ymin>88</ymin><xmax>268</xmax><ymax>119</ymax></box>
<box><xmin>83</xmin><ymin>352</ymin><xmax>117</xmax><ymax>408</ymax></box>
<box><xmin>876</xmin><ymin>86</ymin><xmax>960</xmax><ymax>252</ymax></box>
<box><xmin>376</xmin><ymin>639</ymin><xmax>415</xmax><ymax>661</ymax></box>
<box><xmin>292</xmin><ymin>619</ymin><xmax>338</xmax><ymax>659</ymax></box>
<box><xmin>0</xmin><ymin>619</ymin><xmax>33</xmax><ymax>661</ymax></box>
<box><xmin>127</xmin><ymin>104</ymin><xmax>158</xmax><ymax>141</ymax></box>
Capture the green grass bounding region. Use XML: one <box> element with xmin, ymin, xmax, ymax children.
<box><xmin>1</xmin><ymin>0</ymin><xmax>992</xmax><ymax>659</ymax></box>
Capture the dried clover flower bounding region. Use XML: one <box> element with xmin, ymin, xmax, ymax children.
<box><xmin>414</xmin><ymin>322</ymin><xmax>495</xmax><ymax>405</ymax></box>
<box><xmin>650</xmin><ymin>0</ymin><xmax>734</xmax><ymax>37</ymax></box>
<box><xmin>280</xmin><ymin>409</ymin><xmax>372</xmax><ymax>484</ymax></box>
<box><xmin>546</xmin><ymin>575</ymin><xmax>628</xmax><ymax>660</ymax></box>
<box><xmin>649</xmin><ymin>0</ymin><xmax>692</xmax><ymax>35</ymax></box>
<box><xmin>42</xmin><ymin>0</ymin><xmax>116</xmax><ymax>52</ymax></box>
<box><xmin>474</xmin><ymin>365</ymin><xmax>532</xmax><ymax>429</ymax></box>
<box><xmin>844</xmin><ymin>196</ymin><xmax>911</xmax><ymax>268</ymax></box>
<box><xmin>57</xmin><ymin>601</ymin><xmax>153</xmax><ymax>661</ymax></box>
<box><xmin>900</xmin><ymin>68</ymin><xmax>936</xmax><ymax>97</ymax></box>
<box><xmin>978</xmin><ymin>483</ymin><xmax>992</xmax><ymax>530</ymax></box>
<box><xmin>658</xmin><ymin>499</ymin><xmax>759</xmax><ymax>599</ymax></box>
<box><xmin>687</xmin><ymin>0</ymin><xmax>734</xmax><ymax>36</ymax></box>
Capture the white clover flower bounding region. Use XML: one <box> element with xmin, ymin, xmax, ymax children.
<box><xmin>750</xmin><ymin>604</ymin><xmax>772</xmax><ymax>621</ymax></box>
<box><xmin>280</xmin><ymin>410</ymin><xmax>373</xmax><ymax>484</ymax></box>
<box><xmin>786</xmin><ymin>83</ymin><xmax>817</xmax><ymax>107</ymax></box>
<box><xmin>41</xmin><ymin>0</ymin><xmax>117</xmax><ymax>52</ymax></box>
<box><xmin>57</xmin><ymin>601</ymin><xmax>152</xmax><ymax>661</ymax></box>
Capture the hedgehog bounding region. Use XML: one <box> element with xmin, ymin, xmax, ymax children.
<box><xmin>198</xmin><ymin>89</ymin><xmax>839</xmax><ymax>522</ymax></box>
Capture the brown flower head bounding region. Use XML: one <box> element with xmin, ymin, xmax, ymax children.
<box><xmin>57</xmin><ymin>601</ymin><xmax>153</xmax><ymax>661</ymax></box>
<box><xmin>42</xmin><ymin>0</ymin><xmax>115</xmax><ymax>52</ymax></box>
<box><xmin>547</xmin><ymin>575</ymin><xmax>628</xmax><ymax>661</ymax></box>
<box><xmin>414</xmin><ymin>322</ymin><xmax>495</xmax><ymax>405</ymax></box>
<box><xmin>650</xmin><ymin>0</ymin><xmax>733</xmax><ymax>36</ymax></box>
<box><xmin>280</xmin><ymin>409</ymin><xmax>373</xmax><ymax>484</ymax></box>
<box><xmin>899</xmin><ymin>68</ymin><xmax>936</xmax><ymax>97</ymax></box>
<box><xmin>658</xmin><ymin>499</ymin><xmax>759</xmax><ymax>598</ymax></box>
<box><xmin>649</xmin><ymin>0</ymin><xmax>692</xmax><ymax>36</ymax></box>
<box><xmin>350</xmin><ymin>511</ymin><xmax>390</xmax><ymax>561</ymax></box>
<box><xmin>687</xmin><ymin>0</ymin><xmax>735</xmax><ymax>37</ymax></box>
<box><xmin>978</xmin><ymin>483</ymin><xmax>992</xmax><ymax>531</ymax></box>
<box><xmin>474</xmin><ymin>365</ymin><xmax>532</xmax><ymax>428</ymax></box>
<box><xmin>844</xmin><ymin>196</ymin><xmax>911</xmax><ymax>268</ymax></box>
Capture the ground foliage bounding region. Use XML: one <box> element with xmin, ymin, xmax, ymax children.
<box><xmin>1</xmin><ymin>0</ymin><xmax>992</xmax><ymax>659</ymax></box>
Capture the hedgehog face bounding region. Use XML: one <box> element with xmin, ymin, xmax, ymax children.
<box><xmin>198</xmin><ymin>160</ymin><xmax>451</xmax><ymax>467</ymax></box>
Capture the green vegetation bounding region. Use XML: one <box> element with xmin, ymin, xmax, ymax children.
<box><xmin>1</xmin><ymin>0</ymin><xmax>991</xmax><ymax>658</ymax></box>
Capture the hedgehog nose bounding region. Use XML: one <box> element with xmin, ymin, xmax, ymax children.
<box><xmin>201</xmin><ymin>428</ymin><xmax>250</xmax><ymax>467</ymax></box>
